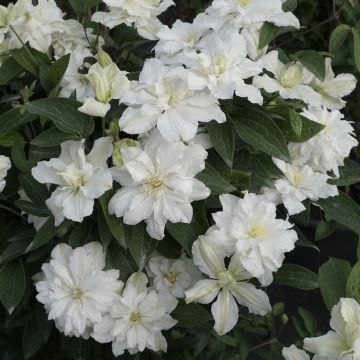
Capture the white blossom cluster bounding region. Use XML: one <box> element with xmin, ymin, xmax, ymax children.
<box><xmin>0</xmin><ymin>0</ymin><xmax>358</xmax><ymax>356</ymax></box>
<box><xmin>282</xmin><ymin>298</ymin><xmax>360</xmax><ymax>359</ymax></box>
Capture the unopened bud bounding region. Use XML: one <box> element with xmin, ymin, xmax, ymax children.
<box><xmin>113</xmin><ymin>139</ymin><xmax>140</xmax><ymax>167</ymax></box>
<box><xmin>98</xmin><ymin>47</ymin><xmax>113</xmax><ymax>68</ymax></box>
<box><xmin>281</xmin><ymin>313</ymin><xmax>289</xmax><ymax>325</ymax></box>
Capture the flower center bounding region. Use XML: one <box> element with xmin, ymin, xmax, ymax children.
<box><xmin>141</xmin><ymin>175</ymin><xmax>165</xmax><ymax>196</ymax></box>
<box><xmin>130</xmin><ymin>311</ymin><xmax>142</xmax><ymax>323</ymax></box>
<box><xmin>247</xmin><ymin>225</ymin><xmax>267</xmax><ymax>239</ymax></box>
<box><xmin>237</xmin><ymin>0</ymin><xmax>251</xmax><ymax>6</ymax></box>
<box><xmin>71</xmin><ymin>288</ymin><xmax>83</xmax><ymax>300</ymax></box>
<box><xmin>213</xmin><ymin>55</ymin><xmax>228</xmax><ymax>76</ymax></box>
<box><xmin>292</xmin><ymin>170</ymin><xmax>304</xmax><ymax>187</ymax></box>
<box><xmin>58</xmin><ymin>166</ymin><xmax>86</xmax><ymax>189</ymax></box>
<box><xmin>281</xmin><ymin>63</ymin><xmax>303</xmax><ymax>88</ymax></box>
<box><xmin>218</xmin><ymin>271</ymin><xmax>235</xmax><ymax>288</ymax></box>
<box><xmin>165</xmin><ymin>271</ymin><xmax>178</xmax><ymax>284</ymax></box>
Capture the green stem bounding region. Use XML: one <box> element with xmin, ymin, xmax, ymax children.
<box><xmin>9</xmin><ymin>25</ymin><xmax>37</xmax><ymax>66</ymax></box>
<box><xmin>249</xmin><ymin>338</ymin><xmax>278</xmax><ymax>352</ymax></box>
<box><xmin>0</xmin><ymin>204</ymin><xmax>25</xmax><ymax>221</ymax></box>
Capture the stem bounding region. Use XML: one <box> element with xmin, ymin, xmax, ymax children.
<box><xmin>9</xmin><ymin>25</ymin><xmax>37</xmax><ymax>66</ymax></box>
<box><xmin>0</xmin><ymin>204</ymin><xmax>25</xmax><ymax>221</ymax></box>
<box><xmin>249</xmin><ymin>338</ymin><xmax>278</xmax><ymax>352</ymax></box>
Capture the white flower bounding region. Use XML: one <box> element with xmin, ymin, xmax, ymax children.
<box><xmin>262</xmin><ymin>158</ymin><xmax>338</xmax><ymax>216</ymax></box>
<box><xmin>241</xmin><ymin>27</ymin><xmax>268</xmax><ymax>61</ymax></box>
<box><xmin>155</xmin><ymin>14</ymin><xmax>211</xmax><ymax>65</ymax></box>
<box><xmin>92</xmin><ymin>272</ymin><xmax>177</xmax><ymax>356</ymax></box>
<box><xmin>184</xmin><ymin>25</ymin><xmax>262</xmax><ymax>103</ymax></box>
<box><xmin>212</xmin><ymin>192</ymin><xmax>298</xmax><ymax>286</ymax></box>
<box><xmin>282</xmin><ymin>345</ymin><xmax>310</xmax><ymax>360</ymax></box>
<box><xmin>304</xmin><ymin>298</ymin><xmax>360</xmax><ymax>359</ymax></box>
<box><xmin>78</xmin><ymin>62</ymin><xmax>130</xmax><ymax>118</ymax></box>
<box><xmin>108</xmin><ymin>131</ymin><xmax>210</xmax><ymax>240</ymax></box>
<box><xmin>147</xmin><ymin>253</ymin><xmax>202</xmax><ymax>298</ymax></box>
<box><xmin>18</xmin><ymin>189</ymin><xmax>48</xmax><ymax>231</ymax></box>
<box><xmin>59</xmin><ymin>48</ymin><xmax>95</xmax><ymax>101</ymax></box>
<box><xmin>205</xmin><ymin>0</ymin><xmax>300</xmax><ymax>31</ymax></box>
<box><xmin>92</xmin><ymin>0</ymin><xmax>174</xmax><ymax>40</ymax></box>
<box><xmin>185</xmin><ymin>235</ymin><xmax>271</xmax><ymax>335</ymax></box>
<box><xmin>32</xmin><ymin>138</ymin><xmax>113</xmax><ymax>225</ymax></box>
<box><xmin>0</xmin><ymin>155</ymin><xmax>11</xmax><ymax>192</ymax></box>
<box><xmin>35</xmin><ymin>242</ymin><xmax>123</xmax><ymax>338</ymax></box>
<box><xmin>311</xmin><ymin>58</ymin><xmax>357</xmax><ymax>110</ymax></box>
<box><xmin>289</xmin><ymin>107</ymin><xmax>358</xmax><ymax>176</ymax></box>
<box><xmin>118</xmin><ymin>58</ymin><xmax>225</xmax><ymax>142</ymax></box>
<box><xmin>253</xmin><ymin>51</ymin><xmax>323</xmax><ymax>106</ymax></box>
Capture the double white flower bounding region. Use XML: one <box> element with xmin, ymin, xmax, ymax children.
<box><xmin>184</xmin><ymin>25</ymin><xmax>263</xmax><ymax>103</ymax></box>
<box><xmin>119</xmin><ymin>58</ymin><xmax>225</xmax><ymax>142</ymax></box>
<box><xmin>262</xmin><ymin>158</ymin><xmax>338</xmax><ymax>216</ymax></box>
<box><xmin>92</xmin><ymin>272</ymin><xmax>177</xmax><ymax>356</ymax></box>
<box><xmin>185</xmin><ymin>235</ymin><xmax>271</xmax><ymax>336</ymax></box>
<box><xmin>212</xmin><ymin>192</ymin><xmax>298</xmax><ymax>286</ymax></box>
<box><xmin>289</xmin><ymin>107</ymin><xmax>358</xmax><ymax>177</ymax></box>
<box><xmin>79</xmin><ymin>61</ymin><xmax>130</xmax><ymax>118</ymax></box>
<box><xmin>304</xmin><ymin>298</ymin><xmax>360</xmax><ymax>359</ymax></box>
<box><xmin>32</xmin><ymin>138</ymin><xmax>113</xmax><ymax>225</ymax></box>
<box><xmin>108</xmin><ymin>131</ymin><xmax>210</xmax><ymax>240</ymax></box>
<box><xmin>36</xmin><ymin>242</ymin><xmax>123</xmax><ymax>338</ymax></box>
<box><xmin>0</xmin><ymin>155</ymin><xmax>11</xmax><ymax>192</ymax></box>
<box><xmin>92</xmin><ymin>0</ymin><xmax>174</xmax><ymax>40</ymax></box>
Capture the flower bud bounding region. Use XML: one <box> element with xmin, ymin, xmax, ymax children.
<box><xmin>112</xmin><ymin>139</ymin><xmax>140</xmax><ymax>167</ymax></box>
<box><xmin>98</xmin><ymin>47</ymin><xmax>113</xmax><ymax>68</ymax></box>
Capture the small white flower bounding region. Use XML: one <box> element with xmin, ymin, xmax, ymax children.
<box><xmin>59</xmin><ymin>48</ymin><xmax>95</xmax><ymax>101</ymax></box>
<box><xmin>32</xmin><ymin>138</ymin><xmax>113</xmax><ymax>225</ymax></box>
<box><xmin>92</xmin><ymin>0</ymin><xmax>174</xmax><ymax>40</ymax></box>
<box><xmin>119</xmin><ymin>58</ymin><xmax>225</xmax><ymax>142</ymax></box>
<box><xmin>0</xmin><ymin>155</ymin><xmax>11</xmax><ymax>192</ymax></box>
<box><xmin>36</xmin><ymin>242</ymin><xmax>123</xmax><ymax>338</ymax></box>
<box><xmin>304</xmin><ymin>298</ymin><xmax>360</xmax><ymax>359</ymax></box>
<box><xmin>205</xmin><ymin>0</ymin><xmax>300</xmax><ymax>31</ymax></box>
<box><xmin>289</xmin><ymin>107</ymin><xmax>358</xmax><ymax>176</ymax></box>
<box><xmin>282</xmin><ymin>345</ymin><xmax>310</xmax><ymax>360</ymax></box>
<box><xmin>185</xmin><ymin>235</ymin><xmax>271</xmax><ymax>336</ymax></box>
<box><xmin>92</xmin><ymin>272</ymin><xmax>177</xmax><ymax>356</ymax></box>
<box><xmin>108</xmin><ymin>131</ymin><xmax>210</xmax><ymax>240</ymax></box>
<box><xmin>147</xmin><ymin>253</ymin><xmax>202</xmax><ymax>298</ymax></box>
<box><xmin>262</xmin><ymin>158</ymin><xmax>338</xmax><ymax>216</ymax></box>
<box><xmin>212</xmin><ymin>192</ymin><xmax>298</xmax><ymax>286</ymax></box>
<box><xmin>184</xmin><ymin>25</ymin><xmax>262</xmax><ymax>103</ymax></box>
<box><xmin>78</xmin><ymin>62</ymin><xmax>130</xmax><ymax>118</ymax></box>
<box><xmin>253</xmin><ymin>51</ymin><xmax>322</xmax><ymax>106</ymax></box>
<box><xmin>311</xmin><ymin>58</ymin><xmax>357</xmax><ymax>110</ymax></box>
<box><xmin>155</xmin><ymin>14</ymin><xmax>211</xmax><ymax>65</ymax></box>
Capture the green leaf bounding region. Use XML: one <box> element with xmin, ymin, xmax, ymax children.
<box><xmin>289</xmin><ymin>109</ymin><xmax>302</xmax><ymax>137</ymax></box>
<box><xmin>172</xmin><ymin>302</ymin><xmax>212</xmax><ymax>328</ymax></box>
<box><xmin>0</xmin><ymin>230</ymin><xmax>34</xmax><ymax>265</ymax></box>
<box><xmin>272</xmin><ymin>113</ymin><xmax>325</xmax><ymax>143</ymax></box>
<box><xmin>99</xmin><ymin>191</ymin><xmax>126</xmax><ymax>248</ymax></box>
<box><xmin>0</xmin><ymin>57</ymin><xmax>24</xmax><ymax>85</ymax></box>
<box><xmin>293</xmin><ymin>50</ymin><xmax>326</xmax><ymax>81</ymax></box>
<box><xmin>23</xmin><ymin>315</ymin><xmax>44</xmax><ymax>359</ymax></box>
<box><xmin>298</xmin><ymin>307</ymin><xmax>317</xmax><ymax>335</ymax></box>
<box><xmin>69</xmin><ymin>0</ymin><xmax>101</xmax><ymax>15</ymax></box>
<box><xmin>231</xmin><ymin>106</ymin><xmax>290</xmax><ymax>162</ymax></box>
<box><xmin>0</xmin><ymin>107</ymin><xmax>37</xmax><ymax>133</ymax></box>
<box><xmin>318</xmin><ymin>258</ymin><xmax>351</xmax><ymax>310</ymax></box>
<box><xmin>25</xmin><ymin>98</ymin><xmax>94</xmax><ymax>137</ymax></box>
<box><xmin>259</xmin><ymin>23</ymin><xmax>295</xmax><ymax>49</ymax></box>
<box><xmin>0</xmin><ymin>260</ymin><xmax>26</xmax><ymax>314</ymax></box>
<box><xmin>329</xmin><ymin>24</ymin><xmax>351</xmax><ymax>53</ymax></box>
<box><xmin>207</xmin><ymin>121</ymin><xmax>235</xmax><ymax>167</ymax></box>
<box><xmin>35</xmin><ymin>303</ymin><xmax>53</xmax><ymax>343</ymax></box>
<box><xmin>0</xmin><ymin>131</ymin><xmax>25</xmax><ymax>147</ymax></box>
<box><xmin>273</xmin><ymin>264</ymin><xmax>318</xmax><ymax>290</ymax></box>
<box><xmin>25</xmin><ymin>217</ymin><xmax>59</xmax><ymax>253</ymax></box>
<box><xmin>97</xmin><ymin>209</ymin><xmax>113</xmax><ymax>250</ymax></box>
<box><xmin>18</xmin><ymin>173</ymin><xmax>49</xmax><ymax>206</ymax></box>
<box><xmin>348</xmin><ymin>0</ymin><xmax>359</xmax><ymax>6</ymax></box>
<box><xmin>329</xmin><ymin>159</ymin><xmax>360</xmax><ymax>186</ymax></box>
<box><xmin>32</xmin><ymin>127</ymin><xmax>80</xmax><ymax>147</ymax></box>
<box><xmin>353</xmin><ymin>28</ymin><xmax>360</xmax><ymax>72</ymax></box>
<box><xmin>15</xmin><ymin>200</ymin><xmax>50</xmax><ymax>217</ymax></box>
<box><xmin>197</xmin><ymin>163</ymin><xmax>236</xmax><ymax>195</ymax></box>
<box><xmin>318</xmin><ymin>191</ymin><xmax>360</xmax><ymax>236</ymax></box>
<box><xmin>124</xmin><ymin>223</ymin><xmax>157</xmax><ymax>269</ymax></box>
<box><xmin>315</xmin><ymin>220</ymin><xmax>334</xmax><ymax>241</ymax></box>
<box><xmin>12</xmin><ymin>47</ymin><xmax>38</xmax><ymax>75</ymax></box>
<box><xmin>11</xmin><ymin>141</ymin><xmax>31</xmax><ymax>173</ymax></box>
<box><xmin>346</xmin><ymin>261</ymin><xmax>360</xmax><ymax>302</ymax></box>
<box><xmin>222</xmin><ymin>169</ymin><xmax>251</xmax><ymax>192</ymax></box>
<box><xmin>282</xmin><ymin>0</ymin><xmax>297</xmax><ymax>12</ymax></box>
<box><xmin>48</xmin><ymin>54</ymin><xmax>70</xmax><ymax>88</ymax></box>
<box><xmin>68</xmin><ymin>219</ymin><xmax>95</xmax><ymax>248</ymax></box>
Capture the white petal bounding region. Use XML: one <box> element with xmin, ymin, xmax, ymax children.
<box><xmin>78</xmin><ymin>98</ymin><xmax>110</xmax><ymax>117</ymax></box>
